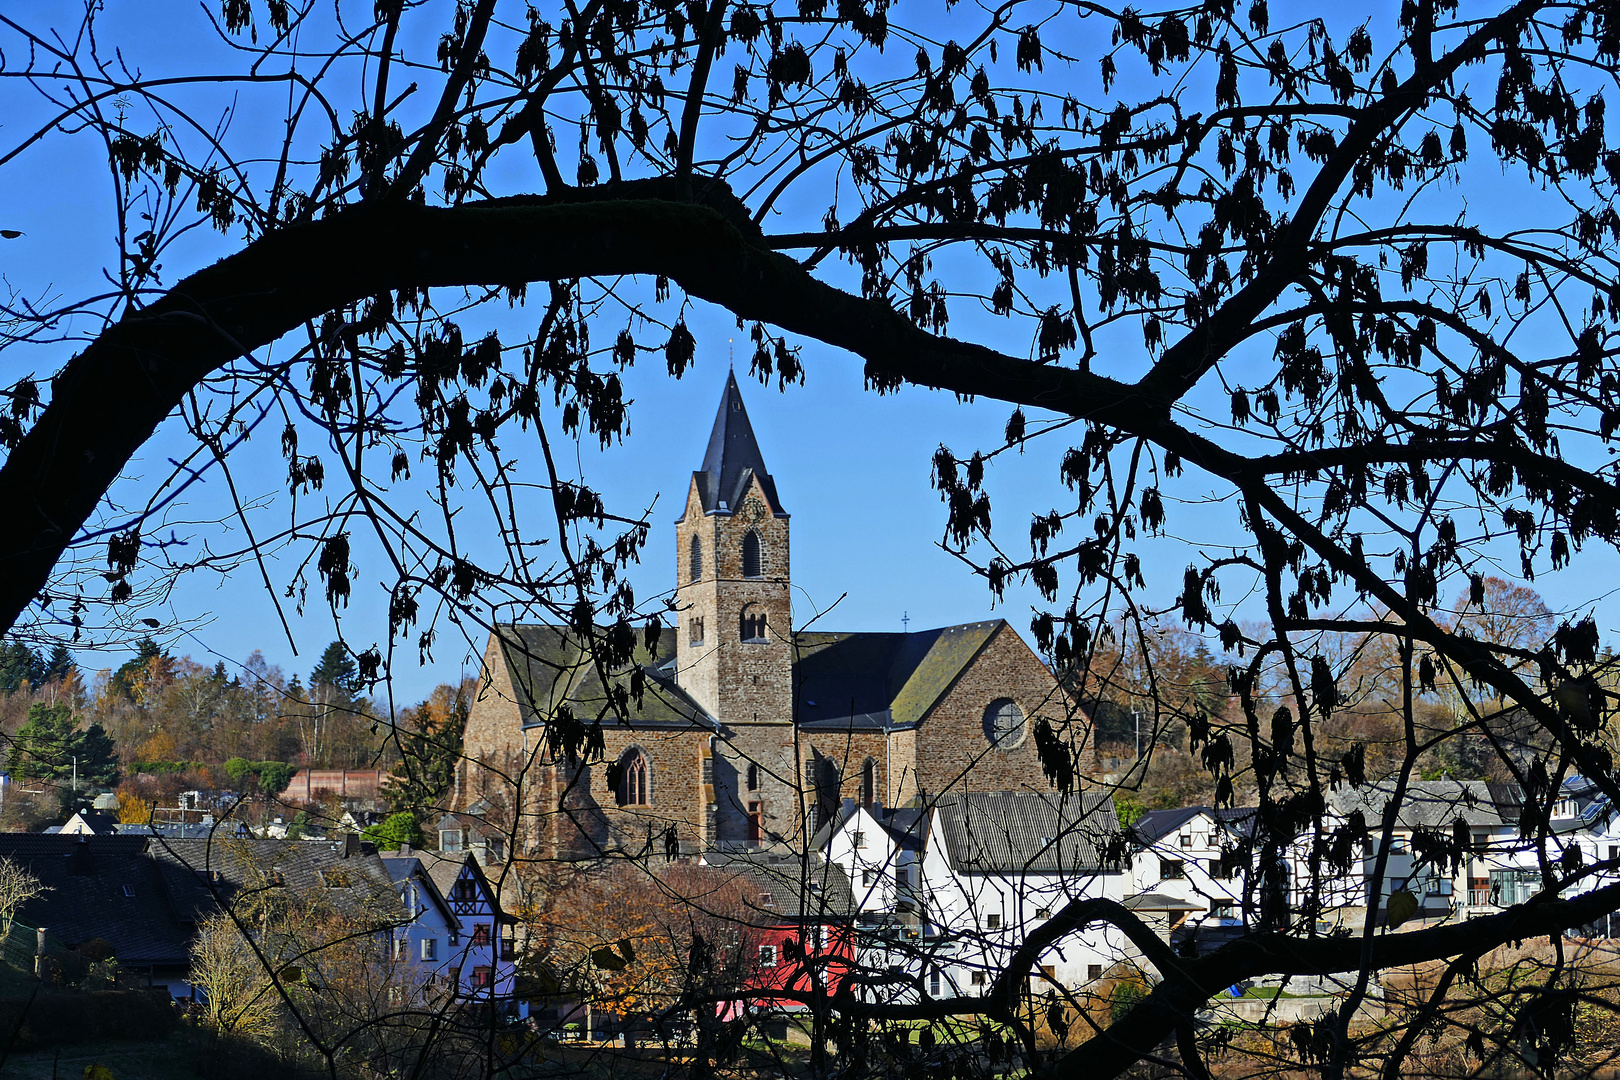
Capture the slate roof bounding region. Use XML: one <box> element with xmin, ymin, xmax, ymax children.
<box><xmin>688</xmin><ymin>370</ymin><xmax>785</xmax><ymax>516</ymax></box>
<box><xmin>1130</xmin><ymin>806</ymin><xmax>1257</xmax><ymax>846</ymax></box>
<box><xmin>794</xmin><ymin>621</ymin><xmax>1004</xmax><ymax>730</ymax></box>
<box><xmin>931</xmin><ymin>791</ymin><xmax>1122</xmax><ymax>874</ymax></box>
<box><xmin>701</xmin><ymin>851</ymin><xmax>857</xmax><ymax>922</ymax></box>
<box><xmin>815</xmin><ymin>803</ymin><xmax>928</xmax><ymax>852</ymax></box>
<box><xmin>494</xmin><ymin>624</ymin><xmax>711</xmax><ymax>728</ymax></box>
<box><xmin>1327</xmin><ymin>780</ymin><xmax>1514</xmax><ymax>829</ymax></box>
<box><xmin>382</xmin><ymin>855</ymin><xmax>461</xmax><ymax>930</ymax></box>
<box><xmin>0</xmin><ymin>834</ymin><xmax>192</xmax><ymax>968</ymax></box>
<box><xmin>493</xmin><ymin>618</ymin><xmax>1022</xmax><ymax>733</ymax></box>
<box><xmin>148</xmin><ymin>836</ymin><xmax>405</xmax><ymax>928</ymax></box>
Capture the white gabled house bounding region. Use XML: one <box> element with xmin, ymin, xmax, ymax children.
<box><xmin>382</xmin><ymin>849</ymin><xmax>465</xmax><ymax>1005</ymax></box>
<box><xmin>416</xmin><ymin>850</ymin><xmax>522</xmax><ymax>1015</ymax></box>
<box><xmin>1124</xmin><ymin>806</ymin><xmax>1253</xmax><ymax>947</ymax></box>
<box><xmin>825</xmin><ymin>790</ymin><xmax>1128</xmax><ymax>998</ymax></box>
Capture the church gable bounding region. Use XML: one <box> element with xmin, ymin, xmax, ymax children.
<box><xmin>910</xmin><ymin>623</ymin><xmax>1081</xmax><ymax>799</ymax></box>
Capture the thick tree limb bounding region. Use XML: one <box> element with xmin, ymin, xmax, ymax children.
<box><xmin>0</xmin><ymin>181</ymin><xmax>1142</xmax><ymax>637</ymax></box>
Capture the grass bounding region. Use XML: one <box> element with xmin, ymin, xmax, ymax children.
<box><xmin>0</xmin><ymin>1039</ymin><xmax>200</xmax><ymax>1080</ymax></box>
<box><xmin>1240</xmin><ymin>987</ymin><xmax>1301</xmax><ymax>999</ymax></box>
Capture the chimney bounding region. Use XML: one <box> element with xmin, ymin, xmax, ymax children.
<box><xmin>842</xmin><ymin>798</ymin><xmax>856</xmax><ymax>815</ymax></box>
<box><xmin>342</xmin><ymin>832</ymin><xmax>361</xmax><ymax>859</ymax></box>
<box><xmin>397</xmin><ymin>842</ymin><xmax>414</xmax><ymax>857</ymax></box>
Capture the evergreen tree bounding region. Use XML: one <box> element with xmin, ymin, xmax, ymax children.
<box><xmin>383</xmin><ymin>680</ymin><xmax>470</xmax><ymax>817</ymax></box>
<box><xmin>43</xmin><ymin>644</ymin><xmax>75</xmax><ymax>684</ymax></box>
<box><xmin>109</xmin><ymin>637</ymin><xmax>167</xmax><ymax>700</ymax></box>
<box><xmin>0</xmin><ymin>639</ymin><xmax>45</xmax><ymax>695</ymax></box>
<box><xmin>309</xmin><ymin>641</ymin><xmax>358</xmax><ymax>693</ymax></box>
<box><xmin>6</xmin><ymin>702</ymin><xmax>118</xmax><ymax>787</ymax></box>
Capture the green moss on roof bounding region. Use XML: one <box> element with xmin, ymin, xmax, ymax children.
<box><xmin>494</xmin><ymin>624</ymin><xmax>708</xmax><ymax>728</ymax></box>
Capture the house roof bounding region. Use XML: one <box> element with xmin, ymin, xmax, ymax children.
<box><xmin>64</xmin><ymin>810</ymin><xmax>119</xmax><ymax>835</ymax></box>
<box><xmin>147</xmin><ymin>836</ymin><xmax>405</xmax><ymax>928</ymax></box>
<box><xmin>382</xmin><ymin>855</ymin><xmax>462</xmax><ymax>930</ymax></box>
<box><xmin>1130</xmin><ymin>806</ymin><xmax>1257</xmax><ymax>846</ymax></box>
<box><xmin>794</xmin><ymin>621</ymin><xmax>1004</xmax><ymax>730</ymax></box>
<box><xmin>931</xmin><ymin>791</ymin><xmax>1122</xmax><ymax>874</ymax></box>
<box><xmin>816</xmin><ymin>803</ymin><xmax>928</xmax><ymax>852</ymax></box>
<box><xmin>701</xmin><ymin>851</ymin><xmax>857</xmax><ymax>921</ymax></box>
<box><xmin>1328</xmin><ymin>780</ymin><xmax>1515</xmax><ymax>829</ymax></box>
<box><xmin>1124</xmin><ymin>892</ymin><xmax>1204</xmax><ymax>912</ymax></box>
<box><xmin>688</xmin><ymin>370</ymin><xmax>785</xmax><ymax>517</ymax></box>
<box><xmin>0</xmin><ymin>834</ymin><xmax>193</xmax><ymax>968</ymax></box>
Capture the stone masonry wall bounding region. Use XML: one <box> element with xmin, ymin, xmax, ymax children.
<box><xmin>910</xmin><ymin>623</ymin><xmax>1082</xmax><ymax>802</ymax></box>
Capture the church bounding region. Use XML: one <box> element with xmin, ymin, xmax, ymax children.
<box><xmin>456</xmin><ymin>373</ymin><xmax>1085</xmax><ymax>859</ymax></box>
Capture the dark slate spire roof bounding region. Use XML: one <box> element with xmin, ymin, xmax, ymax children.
<box><xmin>693</xmin><ymin>371</ymin><xmax>785</xmax><ymax>515</ymax></box>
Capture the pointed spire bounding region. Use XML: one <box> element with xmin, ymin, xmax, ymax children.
<box><xmin>695</xmin><ymin>371</ymin><xmax>784</xmax><ymax>514</ymax></box>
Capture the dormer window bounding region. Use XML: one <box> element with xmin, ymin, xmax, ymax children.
<box><xmin>742</xmin><ymin>530</ymin><xmax>762</xmax><ymax>578</ymax></box>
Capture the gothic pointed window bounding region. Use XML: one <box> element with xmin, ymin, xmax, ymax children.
<box><xmin>860</xmin><ymin>758</ymin><xmax>877</xmax><ymax>808</ymax></box>
<box><xmin>689</xmin><ymin>534</ymin><xmax>703</xmax><ymax>583</ymax></box>
<box><xmin>617</xmin><ymin>749</ymin><xmax>650</xmax><ymax>806</ymax></box>
<box><xmin>742</xmin><ymin>530</ymin><xmax>762</xmax><ymax>578</ymax></box>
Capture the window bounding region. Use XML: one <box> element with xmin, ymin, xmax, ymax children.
<box><xmin>1207</xmin><ymin>859</ymin><xmax>1222</xmax><ymax>877</ymax></box>
<box><xmin>393</xmin><ymin>938</ymin><xmax>407</xmax><ymax>961</ymax></box>
<box><xmin>742</xmin><ymin>530</ymin><xmax>762</xmax><ymax>578</ymax></box>
<box><xmin>452</xmin><ymin>879</ymin><xmax>477</xmax><ymax>902</ymax></box>
<box><xmin>502</xmin><ymin>935</ymin><xmax>515</xmax><ymax>960</ymax></box>
<box><xmin>702</xmin><ymin>755</ymin><xmax>714</xmax><ymax>784</ymax></box>
<box><xmin>746</xmin><ymin>763</ymin><xmax>760</xmax><ymax>791</ymax></box>
<box><xmin>440</xmin><ymin>829</ymin><xmax>464</xmax><ymax>853</ymax></box>
<box><xmin>758</xmin><ymin>944</ymin><xmax>778</xmax><ymax>967</ymax></box>
<box><xmin>1039</xmin><ymin>965</ymin><xmax>1056</xmax><ymax>983</ymax></box>
<box><xmin>747</xmin><ymin>802</ymin><xmax>763</xmax><ymax>846</ymax></box>
<box><xmin>930</xmin><ymin>970</ymin><xmax>942</xmax><ymax>996</ymax></box>
<box><xmin>741</xmin><ymin>607</ymin><xmax>768</xmax><ymax>642</ymax></box>
<box><xmin>895</xmin><ymin>868</ymin><xmax>908</xmax><ymax>887</ymax></box>
<box><xmin>986</xmin><ymin>913</ymin><xmax>1002</xmax><ymax>929</ymax></box>
<box><xmin>421</xmin><ymin>938</ymin><xmax>438</xmax><ymax>961</ymax></box>
<box><xmin>862</xmin><ymin>869</ymin><xmax>876</xmax><ymax>886</ymax></box>
<box><xmin>852</xmin><ymin>830</ymin><xmax>867</xmax><ymax>849</ymax></box>
<box><xmin>1428</xmin><ymin>877</ymin><xmax>1454</xmax><ymax>896</ymax></box>
<box><xmin>471</xmin><ymin>924</ymin><xmax>490</xmax><ymax>947</ymax></box>
<box><xmin>1179</xmin><ymin>833</ymin><xmax>1193</xmax><ymax>849</ymax></box>
<box><xmin>1088</xmin><ymin>964</ymin><xmax>1103</xmax><ymax>981</ymax></box>
<box><xmin>617</xmin><ymin>749</ymin><xmax>650</xmax><ymax>806</ymax></box>
<box><xmin>472</xmin><ymin>966</ymin><xmax>492</xmax><ymax>988</ymax></box>
<box><xmin>1609</xmin><ymin>844</ymin><xmax>1618</xmax><ymax>862</ymax></box>
<box><xmin>983</xmin><ymin>699</ymin><xmax>1025</xmax><ymax>746</ymax></box>
<box><xmin>970</xmin><ymin>971</ymin><xmax>987</xmax><ymax>986</ymax></box>
<box><xmin>689</xmin><ymin>534</ymin><xmax>703</xmax><ymax>583</ymax></box>
<box><xmin>689</xmin><ymin>616</ymin><xmax>705</xmax><ymax>646</ymax></box>
<box><xmin>861</xmin><ymin>758</ymin><xmax>876</xmax><ymax>808</ymax></box>
<box><xmin>1160</xmin><ymin>859</ymin><xmax>1186</xmax><ymax>880</ymax></box>
<box><xmin>1210</xmin><ymin>901</ymin><xmax>1236</xmax><ymax>920</ymax></box>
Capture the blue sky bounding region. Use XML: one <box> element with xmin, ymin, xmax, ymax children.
<box><xmin>4</xmin><ymin>0</ymin><xmax>1618</xmax><ymax>710</ymax></box>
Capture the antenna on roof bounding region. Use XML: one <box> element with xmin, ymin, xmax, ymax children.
<box><xmin>901</xmin><ymin>611</ymin><xmax>910</xmax><ymax>632</ymax></box>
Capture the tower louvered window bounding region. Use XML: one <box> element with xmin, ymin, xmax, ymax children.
<box><xmin>742</xmin><ymin>530</ymin><xmax>762</xmax><ymax>578</ymax></box>
<box><xmin>741</xmin><ymin>607</ymin><xmax>768</xmax><ymax>642</ymax></box>
<box><xmin>689</xmin><ymin>534</ymin><xmax>703</xmax><ymax>583</ymax></box>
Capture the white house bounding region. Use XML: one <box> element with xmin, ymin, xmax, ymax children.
<box><xmin>825</xmin><ymin>790</ymin><xmax>1128</xmax><ymax>999</ymax></box>
<box><xmin>412</xmin><ymin>850</ymin><xmax>522</xmax><ymax>1014</ymax></box>
<box><xmin>1124</xmin><ymin>806</ymin><xmax>1253</xmax><ymax>946</ymax></box>
<box><xmin>382</xmin><ymin>851</ymin><xmax>465</xmax><ymax>1005</ymax></box>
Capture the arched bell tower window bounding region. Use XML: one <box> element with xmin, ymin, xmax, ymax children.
<box><xmin>742</xmin><ymin>530</ymin><xmax>762</xmax><ymax>579</ymax></box>
<box><xmin>617</xmin><ymin>749</ymin><xmax>650</xmax><ymax>806</ymax></box>
<box><xmin>741</xmin><ymin>605</ymin><xmax>768</xmax><ymax>643</ymax></box>
<box><xmin>689</xmin><ymin>534</ymin><xmax>703</xmax><ymax>583</ymax></box>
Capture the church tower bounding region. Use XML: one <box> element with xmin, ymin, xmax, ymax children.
<box><xmin>674</xmin><ymin>373</ymin><xmax>797</xmax><ymax>846</ymax></box>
